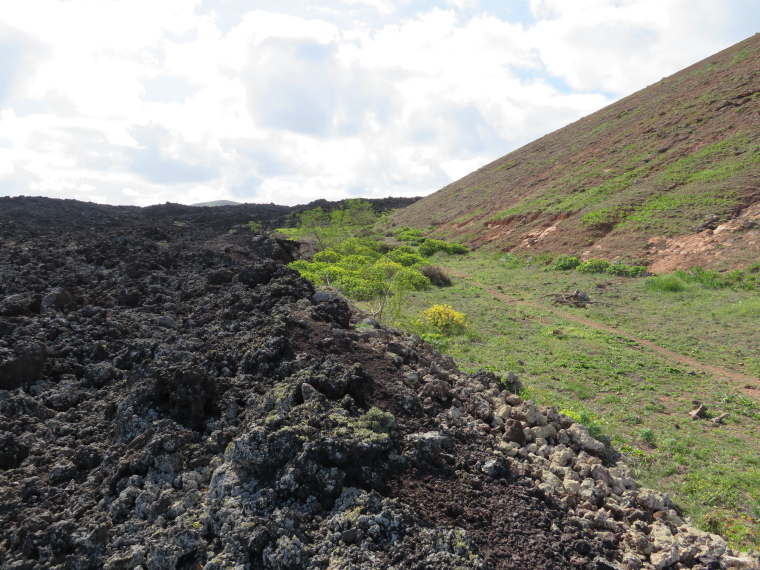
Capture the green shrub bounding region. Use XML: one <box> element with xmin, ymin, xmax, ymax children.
<box><xmin>292</xmin><ymin>199</ymin><xmax>377</xmax><ymax>250</ymax></box>
<box><xmin>418</xmin><ymin>239</ymin><xmax>450</xmax><ymax>256</ymax></box>
<box><xmin>395</xmin><ymin>227</ymin><xmax>425</xmax><ymax>245</ymax></box>
<box><xmin>357</xmin><ymin>407</ymin><xmax>397</xmax><ymax>434</ymax></box>
<box><xmin>289</xmin><ymin>261</ymin><xmax>345</xmax><ymax>287</ymax></box>
<box><xmin>447</xmin><ymin>243</ymin><xmax>468</xmax><ymax>255</ymax></box>
<box><xmin>288</xmin><ymin>259</ymin><xmax>314</xmax><ymax>273</ymax></box>
<box><xmin>334</xmin><ymin>272</ymin><xmax>382</xmax><ymax>300</ymax></box>
<box><xmin>606</xmin><ymin>263</ymin><xmax>631</xmax><ymax>276</ymax></box>
<box><xmin>645</xmin><ymin>274</ymin><xmax>688</xmax><ymax>292</ymax></box>
<box><xmin>418</xmin><ymin>239</ymin><xmax>468</xmax><ymax>257</ymax></box>
<box><xmin>576</xmin><ymin>259</ymin><xmax>611</xmax><ymax>274</ymax></box>
<box><xmin>553</xmin><ymin>255</ymin><xmax>581</xmax><ymax>270</ymax></box>
<box><xmin>313</xmin><ymin>249</ymin><xmax>341</xmax><ymax>263</ymax></box>
<box><xmin>629</xmin><ymin>265</ymin><xmax>648</xmax><ymax>277</ymax></box>
<box><xmin>336</xmin><ymin>237</ymin><xmax>381</xmax><ymax>257</ymax></box>
<box><xmin>639</xmin><ymin>427</ymin><xmax>657</xmax><ymax>447</ymax></box>
<box><xmin>420</xmin><ymin>333</ymin><xmax>450</xmax><ymax>352</ymax></box>
<box><xmin>386</xmin><ymin>249</ymin><xmax>426</xmax><ymax>267</ymax></box>
<box><xmin>369</xmin><ymin>258</ymin><xmax>405</xmax><ymax>280</ymax></box>
<box><xmin>337</xmin><ymin>255</ymin><xmax>373</xmax><ymax>271</ymax></box>
<box><xmin>390</xmin><ymin>267</ymin><xmax>430</xmax><ymax>291</ymax></box>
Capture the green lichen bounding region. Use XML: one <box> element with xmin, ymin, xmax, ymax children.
<box><xmin>356</xmin><ymin>407</ymin><xmax>397</xmax><ymax>434</ymax></box>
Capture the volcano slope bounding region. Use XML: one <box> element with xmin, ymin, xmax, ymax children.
<box><xmin>0</xmin><ymin>199</ymin><xmax>757</xmax><ymax>570</ymax></box>
<box><xmin>390</xmin><ymin>34</ymin><xmax>760</xmax><ymax>271</ymax></box>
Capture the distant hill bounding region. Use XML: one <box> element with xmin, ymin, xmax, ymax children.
<box><xmin>0</xmin><ymin>196</ymin><xmax>420</xmax><ymax>232</ymax></box>
<box><xmin>391</xmin><ymin>34</ymin><xmax>760</xmax><ymax>273</ymax></box>
<box><xmin>190</xmin><ymin>200</ymin><xmax>243</xmax><ymax>207</ymax></box>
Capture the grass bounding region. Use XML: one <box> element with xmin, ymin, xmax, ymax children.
<box><xmin>384</xmin><ymin>251</ymin><xmax>760</xmax><ymax>550</ymax></box>
<box><xmin>645</xmin><ymin>274</ymin><xmax>689</xmax><ymax>292</ymax></box>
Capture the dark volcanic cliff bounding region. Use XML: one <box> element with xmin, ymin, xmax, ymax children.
<box><xmin>0</xmin><ymin>198</ymin><xmax>756</xmax><ymax>569</ymax></box>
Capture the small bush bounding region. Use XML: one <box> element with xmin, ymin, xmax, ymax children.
<box><xmin>645</xmin><ymin>274</ymin><xmax>688</xmax><ymax>292</ymax></box>
<box><xmin>639</xmin><ymin>428</ymin><xmax>657</xmax><ymax>447</ymax></box>
<box><xmin>386</xmin><ymin>249</ymin><xmax>426</xmax><ymax>267</ymax></box>
<box><xmin>337</xmin><ymin>254</ymin><xmax>373</xmax><ymax>271</ymax></box>
<box><xmin>418</xmin><ymin>239</ymin><xmax>468</xmax><ymax>257</ymax></box>
<box><xmin>576</xmin><ymin>259</ymin><xmax>611</xmax><ymax>274</ymax></box>
<box><xmin>420</xmin><ymin>265</ymin><xmax>452</xmax><ymax>287</ymax></box>
<box><xmin>553</xmin><ymin>255</ymin><xmax>581</xmax><ymax>270</ymax></box>
<box><xmin>418</xmin><ymin>304</ymin><xmax>467</xmax><ymax>335</ymax></box>
<box><xmin>395</xmin><ymin>227</ymin><xmax>425</xmax><ymax>245</ymax></box>
<box><xmin>628</xmin><ymin>265</ymin><xmax>648</xmax><ymax>277</ymax></box>
<box><xmin>313</xmin><ymin>249</ymin><xmax>341</xmax><ymax>263</ymax></box>
<box><xmin>334</xmin><ymin>273</ymin><xmax>381</xmax><ymax>300</ymax></box>
<box><xmin>417</xmin><ymin>239</ymin><xmax>449</xmax><ymax>256</ymax></box>
<box><xmin>420</xmin><ymin>333</ymin><xmax>450</xmax><ymax>352</ymax></box>
<box><xmin>390</xmin><ymin>267</ymin><xmax>430</xmax><ymax>291</ymax></box>
<box><xmin>336</xmin><ymin>237</ymin><xmax>381</xmax><ymax>257</ymax></box>
<box><xmin>447</xmin><ymin>242</ymin><xmax>468</xmax><ymax>255</ymax></box>
<box><xmin>357</xmin><ymin>407</ymin><xmax>397</xmax><ymax>434</ymax></box>
<box><xmin>606</xmin><ymin>263</ymin><xmax>631</xmax><ymax>276</ymax></box>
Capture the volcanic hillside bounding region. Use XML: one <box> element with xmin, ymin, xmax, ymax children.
<box><xmin>1</xmin><ymin>197</ymin><xmax>758</xmax><ymax>569</ymax></box>
<box><xmin>391</xmin><ymin>34</ymin><xmax>760</xmax><ymax>273</ymax></box>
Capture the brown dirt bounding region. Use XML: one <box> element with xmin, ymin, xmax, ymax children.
<box><xmin>646</xmin><ymin>201</ymin><xmax>760</xmax><ymax>273</ymax></box>
<box><xmin>447</xmin><ymin>268</ymin><xmax>760</xmax><ymax>400</ymax></box>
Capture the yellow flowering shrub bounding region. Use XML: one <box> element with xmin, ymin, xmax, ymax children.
<box><xmin>418</xmin><ymin>304</ymin><xmax>466</xmax><ymax>335</ymax></box>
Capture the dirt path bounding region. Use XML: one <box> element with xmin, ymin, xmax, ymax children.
<box><xmin>447</xmin><ymin>268</ymin><xmax>760</xmax><ymax>398</ymax></box>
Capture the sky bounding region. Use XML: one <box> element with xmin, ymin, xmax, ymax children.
<box><xmin>0</xmin><ymin>1</ymin><xmax>757</xmax><ymax>207</ymax></box>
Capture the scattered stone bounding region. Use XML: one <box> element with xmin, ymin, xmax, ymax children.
<box><xmin>712</xmin><ymin>412</ymin><xmax>729</xmax><ymax>425</ymax></box>
<box><xmin>690</xmin><ymin>403</ymin><xmax>708</xmax><ymax>420</ymax></box>
<box><xmin>40</xmin><ymin>286</ymin><xmax>77</xmax><ymax>314</ymax></box>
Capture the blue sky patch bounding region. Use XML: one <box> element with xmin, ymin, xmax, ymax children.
<box><xmin>0</xmin><ymin>40</ymin><xmax>23</xmax><ymax>104</ymax></box>
<box><xmin>142</xmin><ymin>75</ymin><xmax>199</xmax><ymax>103</ymax></box>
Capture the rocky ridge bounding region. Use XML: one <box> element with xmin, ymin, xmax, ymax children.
<box><xmin>0</xmin><ymin>200</ymin><xmax>758</xmax><ymax>569</ymax></box>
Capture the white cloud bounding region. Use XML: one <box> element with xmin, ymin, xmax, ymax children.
<box><xmin>441</xmin><ymin>156</ymin><xmax>488</xmax><ymax>181</ymax></box>
<box><xmin>525</xmin><ymin>0</ymin><xmax>758</xmax><ymax>94</ymax></box>
<box><xmin>342</xmin><ymin>0</ymin><xmax>395</xmax><ymax>16</ymax></box>
<box><xmin>0</xmin><ymin>0</ymin><xmax>756</xmax><ymax>206</ymax></box>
